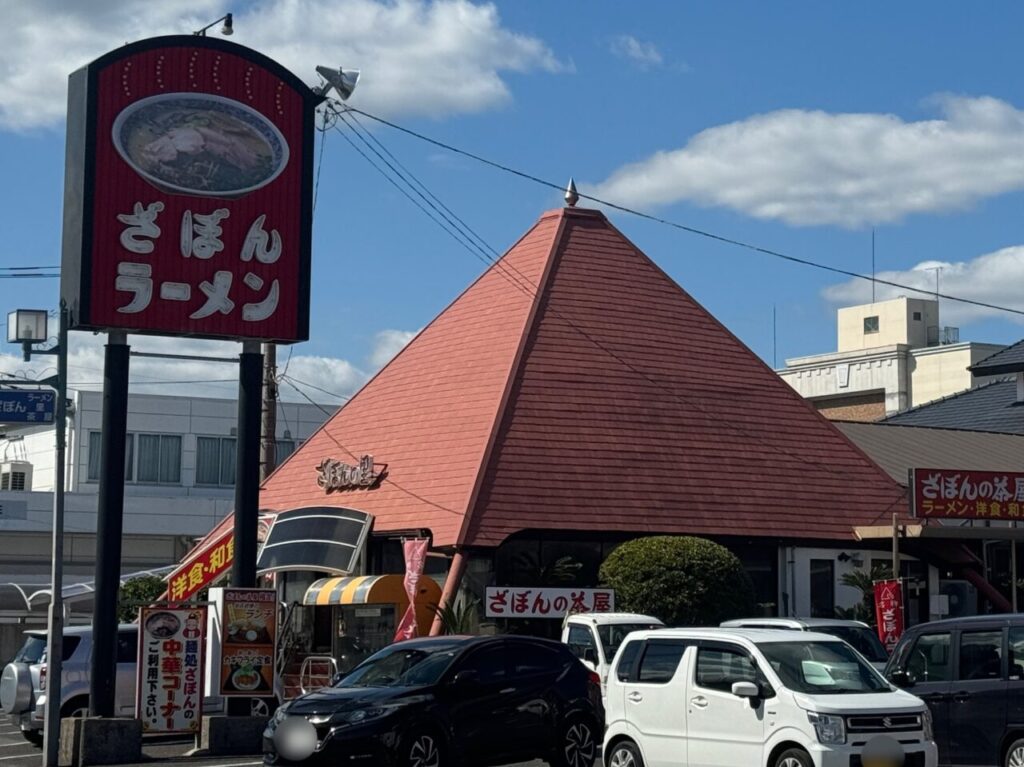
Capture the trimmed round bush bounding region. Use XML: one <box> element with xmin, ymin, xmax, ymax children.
<box><xmin>599</xmin><ymin>536</ymin><xmax>756</xmax><ymax>626</ymax></box>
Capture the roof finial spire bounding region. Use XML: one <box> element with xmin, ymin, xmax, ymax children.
<box><xmin>564</xmin><ymin>178</ymin><xmax>579</xmax><ymax>207</ymax></box>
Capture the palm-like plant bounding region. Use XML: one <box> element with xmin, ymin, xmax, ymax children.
<box><xmin>839</xmin><ymin>564</ymin><xmax>893</xmax><ymax>627</ymax></box>
<box><xmin>430</xmin><ymin>597</ymin><xmax>480</xmax><ymax>635</ymax></box>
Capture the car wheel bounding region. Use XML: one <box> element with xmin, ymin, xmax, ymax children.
<box><xmin>400</xmin><ymin>729</ymin><xmax>444</xmax><ymax>767</ymax></box>
<box><xmin>553</xmin><ymin>715</ymin><xmax>598</xmax><ymax>767</ymax></box>
<box><xmin>606</xmin><ymin>739</ymin><xmax>643</xmax><ymax>767</ymax></box>
<box><xmin>775</xmin><ymin>748</ymin><xmax>813</xmax><ymax>767</ymax></box>
<box><xmin>1007</xmin><ymin>738</ymin><xmax>1024</xmax><ymax>767</ymax></box>
<box><xmin>21</xmin><ymin>730</ymin><xmax>43</xmax><ymax>748</ymax></box>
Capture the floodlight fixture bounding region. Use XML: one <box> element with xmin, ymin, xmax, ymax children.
<box><xmin>314</xmin><ymin>66</ymin><xmax>360</xmax><ymax>101</ymax></box>
<box><xmin>194</xmin><ymin>12</ymin><xmax>233</xmax><ymax>36</ymax></box>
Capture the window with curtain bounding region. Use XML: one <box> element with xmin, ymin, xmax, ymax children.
<box><xmin>87</xmin><ymin>431</ymin><xmax>136</xmax><ymax>482</ymax></box>
<box><xmin>196</xmin><ymin>436</ymin><xmax>236</xmax><ymax>486</ymax></box>
<box><xmin>275</xmin><ymin>439</ymin><xmax>296</xmax><ymax>463</ymax></box>
<box><xmin>134</xmin><ymin>434</ymin><xmax>181</xmax><ymax>484</ymax></box>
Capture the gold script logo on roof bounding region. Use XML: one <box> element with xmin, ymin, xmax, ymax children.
<box><xmin>316</xmin><ymin>455</ymin><xmax>386</xmax><ymax>493</ymax></box>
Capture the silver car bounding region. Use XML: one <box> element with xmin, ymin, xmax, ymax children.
<box><xmin>0</xmin><ymin>625</ymin><xmax>138</xmax><ymax>745</ymax></box>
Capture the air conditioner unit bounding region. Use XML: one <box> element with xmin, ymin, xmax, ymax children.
<box><xmin>0</xmin><ymin>461</ymin><xmax>32</xmax><ymax>492</ymax></box>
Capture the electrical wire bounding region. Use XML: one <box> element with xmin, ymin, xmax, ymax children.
<box><xmin>279</xmin><ymin>375</ymin><xmax>465</xmax><ymax>518</ymax></box>
<box><xmin>344</xmin><ymin>105</ymin><xmax>1024</xmax><ymax>320</ymax></box>
<box><xmin>332</xmin><ymin>105</ymin><xmax>908</xmax><ymax>488</ymax></box>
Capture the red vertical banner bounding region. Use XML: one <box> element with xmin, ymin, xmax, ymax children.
<box><xmin>874</xmin><ymin>579</ymin><xmax>905</xmax><ymax>652</ymax></box>
<box><xmin>394</xmin><ymin>539</ymin><xmax>429</xmax><ymax>642</ymax></box>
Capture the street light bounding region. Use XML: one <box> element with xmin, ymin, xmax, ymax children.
<box><xmin>7</xmin><ymin>309</ymin><xmax>48</xmax><ymax>361</ymax></box>
<box><xmin>6</xmin><ymin>305</ymin><xmax>68</xmax><ymax>767</ymax></box>
<box><xmin>193</xmin><ymin>12</ymin><xmax>233</xmax><ymax>36</ymax></box>
<box><xmin>314</xmin><ymin>66</ymin><xmax>360</xmax><ymax>101</ymax></box>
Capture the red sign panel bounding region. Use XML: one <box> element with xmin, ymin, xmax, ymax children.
<box><xmin>61</xmin><ymin>35</ymin><xmax>317</xmax><ymax>342</ymax></box>
<box><xmin>168</xmin><ymin>529</ymin><xmax>235</xmax><ymax>603</ymax></box>
<box><xmin>911</xmin><ymin>468</ymin><xmax>1024</xmax><ymax>520</ymax></box>
<box><xmin>873</xmin><ymin>580</ymin><xmax>904</xmax><ymax>653</ymax></box>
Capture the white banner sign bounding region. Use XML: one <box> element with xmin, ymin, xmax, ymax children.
<box><xmin>137</xmin><ymin>606</ymin><xmax>207</xmax><ymax>734</ymax></box>
<box><xmin>486</xmin><ymin>587</ymin><xmax>615</xmax><ymax>618</ymax></box>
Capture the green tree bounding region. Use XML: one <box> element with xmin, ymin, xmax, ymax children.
<box><xmin>117</xmin><ymin>575</ymin><xmax>168</xmax><ymax>623</ymax></box>
<box><xmin>598</xmin><ymin>536</ymin><xmax>756</xmax><ymax>626</ymax></box>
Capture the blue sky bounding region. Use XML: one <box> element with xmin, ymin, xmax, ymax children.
<box><xmin>3</xmin><ymin>1</ymin><xmax>1024</xmax><ymax>402</ymax></box>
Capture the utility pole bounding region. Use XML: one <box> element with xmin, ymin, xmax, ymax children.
<box><xmin>260</xmin><ymin>343</ymin><xmax>277</xmax><ymax>482</ymax></box>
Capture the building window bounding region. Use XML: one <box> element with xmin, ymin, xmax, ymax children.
<box><xmin>913</xmin><ymin>311</ymin><xmax>922</xmax><ymax>321</ymax></box>
<box><xmin>809</xmin><ymin>559</ymin><xmax>835</xmax><ymax>618</ymax></box>
<box><xmin>87</xmin><ymin>431</ymin><xmax>137</xmax><ymax>482</ymax></box>
<box><xmin>135</xmin><ymin>434</ymin><xmax>182</xmax><ymax>484</ymax></box>
<box><xmin>275</xmin><ymin>439</ymin><xmax>296</xmax><ymax>463</ymax></box>
<box><xmin>863</xmin><ymin>316</ymin><xmax>879</xmax><ymax>333</ymax></box>
<box><xmin>196</xmin><ymin>436</ymin><xmax>236</xmax><ymax>486</ymax></box>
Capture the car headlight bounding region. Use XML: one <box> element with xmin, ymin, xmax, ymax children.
<box><xmin>272</xmin><ymin>704</ymin><xmax>290</xmax><ymax>725</ymax></box>
<box><xmin>921</xmin><ymin>708</ymin><xmax>934</xmax><ymax>741</ymax></box>
<box><xmin>309</xmin><ymin>705</ymin><xmax>402</xmax><ymax>727</ymax></box>
<box><xmin>807</xmin><ymin>712</ymin><xmax>846</xmax><ymax>745</ymax></box>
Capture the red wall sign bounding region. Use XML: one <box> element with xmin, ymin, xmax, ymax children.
<box><xmin>61</xmin><ymin>35</ymin><xmax>318</xmax><ymax>342</ymax></box>
<box><xmin>911</xmin><ymin>468</ymin><xmax>1024</xmax><ymax>520</ymax></box>
<box><xmin>873</xmin><ymin>579</ymin><xmax>904</xmax><ymax>653</ymax></box>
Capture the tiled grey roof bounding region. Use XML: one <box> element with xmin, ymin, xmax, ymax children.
<box><xmin>970</xmin><ymin>339</ymin><xmax>1024</xmax><ymax>376</ymax></box>
<box><xmin>836</xmin><ymin>421</ymin><xmax>1024</xmax><ymax>484</ymax></box>
<box><xmin>884</xmin><ymin>378</ymin><xmax>1024</xmax><ymax>434</ymax></box>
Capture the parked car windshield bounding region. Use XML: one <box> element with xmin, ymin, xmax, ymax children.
<box><xmin>597</xmin><ymin>624</ymin><xmax>662</xmax><ymax>660</ymax></box>
<box><xmin>336</xmin><ymin>645</ymin><xmax>460</xmax><ymax>688</ymax></box>
<box><xmin>757</xmin><ymin>641</ymin><xmax>890</xmax><ymax>694</ymax></box>
<box><xmin>815</xmin><ymin>626</ymin><xmax>889</xmax><ymax>663</ymax></box>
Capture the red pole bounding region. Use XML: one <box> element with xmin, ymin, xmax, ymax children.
<box><xmin>430</xmin><ymin>551</ymin><xmax>467</xmax><ymax>636</ymax></box>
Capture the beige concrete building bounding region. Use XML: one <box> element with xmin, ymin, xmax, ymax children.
<box><xmin>779</xmin><ymin>297</ymin><xmax>1004</xmax><ymax>421</ymax></box>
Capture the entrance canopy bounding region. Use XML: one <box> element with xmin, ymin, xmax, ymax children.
<box><xmin>303</xmin><ymin>575</ymin><xmax>441</xmax><ymax>608</ymax></box>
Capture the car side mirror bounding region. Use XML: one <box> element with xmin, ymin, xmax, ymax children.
<box><xmin>889</xmin><ymin>670</ymin><xmax>914</xmax><ymax>688</ymax></box>
<box><xmin>582</xmin><ymin>647</ymin><xmax>597</xmax><ymax>665</ymax></box>
<box><xmin>332</xmin><ymin>672</ymin><xmax>345</xmax><ymax>686</ymax></box>
<box><xmin>452</xmin><ymin>670</ymin><xmax>479</xmax><ymax>688</ymax></box>
<box><xmin>731</xmin><ymin>681</ymin><xmax>761</xmax><ymax>699</ymax></box>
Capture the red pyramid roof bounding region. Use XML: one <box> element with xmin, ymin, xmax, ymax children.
<box><xmin>261</xmin><ymin>207</ymin><xmax>907</xmax><ymax>546</ymax></box>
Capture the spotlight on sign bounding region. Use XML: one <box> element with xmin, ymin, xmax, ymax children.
<box><xmin>314</xmin><ymin>66</ymin><xmax>360</xmax><ymax>101</ymax></box>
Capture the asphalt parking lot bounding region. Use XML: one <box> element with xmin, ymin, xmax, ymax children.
<box><xmin>0</xmin><ymin>720</ymin><xmax>564</xmax><ymax>767</ymax></box>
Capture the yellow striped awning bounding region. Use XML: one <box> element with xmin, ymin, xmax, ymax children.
<box><xmin>303</xmin><ymin>574</ymin><xmax>441</xmax><ymax>608</ymax></box>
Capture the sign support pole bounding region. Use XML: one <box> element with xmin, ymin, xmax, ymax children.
<box><xmin>230</xmin><ymin>341</ymin><xmax>263</xmax><ymax>714</ymax></box>
<box><xmin>89</xmin><ymin>332</ymin><xmax>130</xmax><ymax>717</ymax></box>
<box><xmin>1013</xmin><ymin>524</ymin><xmax>1019</xmax><ymax>613</ymax></box>
<box><xmin>42</xmin><ymin>304</ymin><xmax>68</xmax><ymax>767</ymax></box>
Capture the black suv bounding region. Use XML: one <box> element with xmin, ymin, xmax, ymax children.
<box><xmin>263</xmin><ymin>635</ymin><xmax>603</xmax><ymax>767</ymax></box>
<box><xmin>885</xmin><ymin>614</ymin><xmax>1024</xmax><ymax>767</ymax></box>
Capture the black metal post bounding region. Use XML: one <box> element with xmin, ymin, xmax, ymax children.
<box><xmin>89</xmin><ymin>332</ymin><xmax>130</xmax><ymax>717</ymax></box>
<box><xmin>230</xmin><ymin>341</ymin><xmax>263</xmax><ymax>716</ymax></box>
<box><xmin>233</xmin><ymin>341</ymin><xmax>263</xmax><ymax>588</ymax></box>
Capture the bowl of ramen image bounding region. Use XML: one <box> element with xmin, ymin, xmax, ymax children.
<box><xmin>145</xmin><ymin>611</ymin><xmax>182</xmax><ymax>640</ymax></box>
<box><xmin>112</xmin><ymin>93</ymin><xmax>289</xmax><ymax>199</ymax></box>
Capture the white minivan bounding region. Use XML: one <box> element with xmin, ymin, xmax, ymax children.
<box><xmin>603</xmin><ymin>628</ymin><xmax>937</xmax><ymax>767</ymax></box>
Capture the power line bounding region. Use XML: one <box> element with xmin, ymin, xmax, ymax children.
<box><xmin>0</xmin><ymin>266</ymin><xmax>59</xmax><ymax>271</ymax></box>
<box><xmin>345</xmin><ymin>105</ymin><xmax>1024</xmax><ymax>319</ymax></box>
<box><xmin>333</xmin><ymin>109</ymin><xmax>904</xmax><ymax>487</ymax></box>
<box><xmin>279</xmin><ymin>375</ymin><xmax>465</xmax><ymax>518</ymax></box>
<box><xmin>279</xmin><ymin>373</ymin><xmax>350</xmax><ymax>402</ymax></box>
<box><xmin>0</xmin><ymin>273</ymin><xmax>59</xmax><ymax>279</ymax></box>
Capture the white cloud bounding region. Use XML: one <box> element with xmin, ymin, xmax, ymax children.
<box><xmin>610</xmin><ymin>35</ymin><xmax>663</xmax><ymax>68</ymax></box>
<box><xmin>0</xmin><ymin>331</ymin><xmax>365</xmax><ymax>404</ymax></box>
<box><xmin>368</xmin><ymin>328</ymin><xmax>418</xmax><ymax>369</ymax></box>
<box><xmin>823</xmin><ymin>245</ymin><xmax>1024</xmax><ymax>326</ymax></box>
<box><xmin>0</xmin><ymin>0</ymin><xmax>562</xmax><ymax>131</ymax></box>
<box><xmin>589</xmin><ymin>95</ymin><xmax>1024</xmax><ymax>227</ymax></box>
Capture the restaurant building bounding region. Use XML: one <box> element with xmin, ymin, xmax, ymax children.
<box><xmin>182</xmin><ymin>203</ymin><xmax>916</xmax><ymax>673</ymax></box>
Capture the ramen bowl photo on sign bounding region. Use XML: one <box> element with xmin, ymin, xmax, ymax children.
<box><xmin>112</xmin><ymin>92</ymin><xmax>289</xmax><ymax>199</ymax></box>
